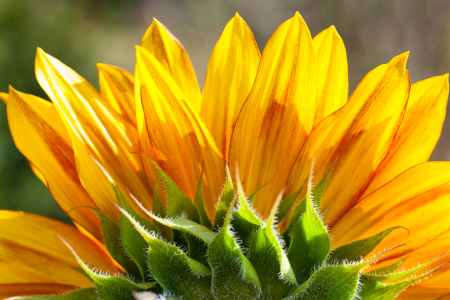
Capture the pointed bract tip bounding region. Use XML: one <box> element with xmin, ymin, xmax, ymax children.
<box><xmin>235</xmin><ymin>12</ymin><xmax>240</xmax><ymax>18</ymax></box>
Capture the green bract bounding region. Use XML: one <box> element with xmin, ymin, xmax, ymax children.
<box><xmin>14</xmin><ymin>165</ymin><xmax>445</xmax><ymax>300</ymax></box>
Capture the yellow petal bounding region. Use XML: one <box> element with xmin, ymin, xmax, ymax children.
<box><xmin>0</xmin><ymin>211</ymin><xmax>119</xmax><ymax>288</ymax></box>
<box><xmin>0</xmin><ymin>283</ymin><xmax>76</xmax><ymax>298</ymax></box>
<box><xmin>27</xmin><ymin>160</ymin><xmax>47</xmax><ymax>186</ymax></box>
<box><xmin>0</xmin><ymin>92</ymin><xmax>7</xmax><ymax>105</ymax></box>
<box><xmin>332</xmin><ymin>162</ymin><xmax>450</xmax><ymax>262</ymax></box>
<box><xmin>228</xmin><ymin>12</ymin><xmax>317</xmax><ymax>218</ymax></box>
<box><xmin>363</xmin><ymin>74</ymin><xmax>449</xmax><ymax>196</ymax></box>
<box><xmin>0</xmin><ymin>259</ymin><xmax>55</xmax><ymax>284</ymax></box>
<box><xmin>398</xmin><ymin>285</ymin><xmax>450</xmax><ymax>300</ymax></box>
<box><xmin>141</xmin><ymin>19</ymin><xmax>202</xmax><ymax>112</ymax></box>
<box><xmin>285</xmin><ymin>52</ymin><xmax>410</xmax><ymax>227</ymax></box>
<box><xmin>7</xmin><ymin>88</ymin><xmax>102</xmax><ymax>240</ymax></box>
<box><xmin>313</xmin><ymin>26</ymin><xmax>348</xmax><ymax>124</ymax></box>
<box><xmin>35</xmin><ymin>49</ymin><xmax>153</xmax><ymax>221</ymax></box>
<box><xmin>136</xmin><ymin>45</ymin><xmax>225</xmax><ymax>217</ymax></box>
<box><xmin>201</xmin><ymin>13</ymin><xmax>260</xmax><ymax>157</ymax></box>
<box><xmin>98</xmin><ymin>63</ymin><xmax>136</xmax><ymax>126</ymax></box>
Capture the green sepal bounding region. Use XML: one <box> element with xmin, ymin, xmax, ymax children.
<box><xmin>282</xmin><ymin>165</ymin><xmax>333</xmax><ymax>238</ymax></box>
<box><xmin>358</xmin><ymin>263</ymin><xmax>448</xmax><ymax>300</ymax></box>
<box><xmin>247</xmin><ymin>195</ymin><xmax>297</xmax><ymax>299</ymax></box>
<box><xmin>362</xmin><ymin>252</ymin><xmax>446</xmax><ymax>282</ymax></box>
<box><xmin>194</xmin><ymin>168</ymin><xmax>213</xmax><ymax>229</ymax></box>
<box><xmin>116</xmin><ymin>204</ymin><xmax>213</xmax><ymax>300</ymax></box>
<box><xmin>213</xmin><ymin>166</ymin><xmax>235</xmax><ymax>230</ymax></box>
<box><xmin>113</xmin><ymin>185</ymin><xmax>157</xmax><ymax>282</ymax></box>
<box><xmin>208</xmin><ymin>200</ymin><xmax>261</xmax><ymax>300</ymax></box>
<box><xmin>148</xmin><ymin>211</ymin><xmax>215</xmax><ymax>267</ymax></box>
<box><xmin>7</xmin><ymin>287</ymin><xmax>98</xmax><ymax>300</ymax></box>
<box><xmin>152</xmin><ymin>161</ymin><xmax>200</xmax><ymax>223</ymax></box>
<box><xmin>149</xmin><ymin>214</ymin><xmax>216</xmax><ymax>245</ymax></box>
<box><xmin>87</xmin><ymin>207</ymin><xmax>141</xmax><ymax>280</ymax></box>
<box><xmin>286</xmin><ymin>264</ymin><xmax>360</xmax><ymax>300</ymax></box>
<box><xmin>328</xmin><ymin>227</ymin><xmax>404</xmax><ymax>263</ymax></box>
<box><xmin>231</xmin><ymin>177</ymin><xmax>264</xmax><ymax>250</ymax></box>
<box><xmin>287</xmin><ymin>177</ymin><xmax>331</xmax><ymax>285</ymax></box>
<box><xmin>59</xmin><ymin>238</ymin><xmax>158</xmax><ymax>300</ymax></box>
<box><xmin>185</xmin><ymin>233</ymin><xmax>210</xmax><ymax>266</ymax></box>
<box><xmin>152</xmin><ymin>183</ymin><xmax>173</xmax><ymax>241</ymax></box>
<box><xmin>276</xmin><ymin>184</ymin><xmax>303</xmax><ymax>223</ymax></box>
<box><xmin>366</xmin><ymin>256</ymin><xmax>409</xmax><ymax>275</ymax></box>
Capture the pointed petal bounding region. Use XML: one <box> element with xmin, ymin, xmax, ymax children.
<box><xmin>7</xmin><ymin>88</ymin><xmax>102</xmax><ymax>240</ymax></box>
<box><xmin>0</xmin><ymin>211</ymin><xmax>119</xmax><ymax>288</ymax></box>
<box><xmin>0</xmin><ymin>92</ymin><xmax>7</xmax><ymax>104</ymax></box>
<box><xmin>136</xmin><ymin>46</ymin><xmax>225</xmax><ymax>217</ymax></box>
<box><xmin>398</xmin><ymin>285</ymin><xmax>450</xmax><ymax>300</ymax></box>
<box><xmin>35</xmin><ymin>49</ymin><xmax>153</xmax><ymax>221</ymax></box>
<box><xmin>332</xmin><ymin>162</ymin><xmax>450</xmax><ymax>263</ymax></box>
<box><xmin>228</xmin><ymin>12</ymin><xmax>317</xmax><ymax>218</ymax></box>
<box><xmin>363</xmin><ymin>74</ymin><xmax>449</xmax><ymax>196</ymax></box>
<box><xmin>285</xmin><ymin>53</ymin><xmax>410</xmax><ymax>227</ymax></box>
<box><xmin>141</xmin><ymin>19</ymin><xmax>201</xmax><ymax>112</ymax></box>
<box><xmin>201</xmin><ymin>14</ymin><xmax>260</xmax><ymax>157</ymax></box>
<box><xmin>313</xmin><ymin>26</ymin><xmax>348</xmax><ymax>124</ymax></box>
<box><xmin>97</xmin><ymin>63</ymin><xmax>136</xmax><ymax>126</ymax></box>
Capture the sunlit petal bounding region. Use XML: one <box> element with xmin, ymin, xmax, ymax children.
<box><xmin>229</xmin><ymin>12</ymin><xmax>317</xmax><ymax>218</ymax></box>
<box><xmin>201</xmin><ymin>13</ymin><xmax>260</xmax><ymax>157</ymax></box>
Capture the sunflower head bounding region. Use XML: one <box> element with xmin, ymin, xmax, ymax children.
<box><xmin>1</xmin><ymin>11</ymin><xmax>450</xmax><ymax>300</ymax></box>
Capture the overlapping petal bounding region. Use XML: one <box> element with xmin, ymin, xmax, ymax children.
<box><xmin>98</xmin><ymin>63</ymin><xmax>136</xmax><ymax>126</ymax></box>
<box><xmin>136</xmin><ymin>46</ymin><xmax>225</xmax><ymax>216</ymax></box>
<box><xmin>363</xmin><ymin>74</ymin><xmax>449</xmax><ymax>195</ymax></box>
<box><xmin>285</xmin><ymin>52</ymin><xmax>410</xmax><ymax>227</ymax></box>
<box><xmin>35</xmin><ymin>49</ymin><xmax>152</xmax><ymax>222</ymax></box>
<box><xmin>6</xmin><ymin>88</ymin><xmax>102</xmax><ymax>240</ymax></box>
<box><xmin>201</xmin><ymin>13</ymin><xmax>260</xmax><ymax>157</ymax></box>
<box><xmin>140</xmin><ymin>19</ymin><xmax>201</xmax><ymax>111</ymax></box>
<box><xmin>0</xmin><ymin>211</ymin><xmax>119</xmax><ymax>288</ymax></box>
<box><xmin>228</xmin><ymin>12</ymin><xmax>317</xmax><ymax>218</ymax></box>
<box><xmin>332</xmin><ymin>162</ymin><xmax>450</xmax><ymax>261</ymax></box>
<box><xmin>313</xmin><ymin>25</ymin><xmax>348</xmax><ymax>124</ymax></box>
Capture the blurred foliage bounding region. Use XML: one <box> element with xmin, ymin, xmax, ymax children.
<box><xmin>0</xmin><ymin>0</ymin><xmax>449</xmax><ymax>222</ymax></box>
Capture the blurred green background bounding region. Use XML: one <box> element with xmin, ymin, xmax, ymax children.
<box><xmin>0</xmin><ymin>0</ymin><xmax>449</xmax><ymax>223</ymax></box>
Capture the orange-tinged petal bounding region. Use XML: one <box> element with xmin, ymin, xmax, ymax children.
<box><xmin>0</xmin><ymin>283</ymin><xmax>76</xmax><ymax>299</ymax></box>
<box><xmin>0</xmin><ymin>92</ymin><xmax>7</xmax><ymax>105</ymax></box>
<box><xmin>363</xmin><ymin>74</ymin><xmax>449</xmax><ymax>196</ymax></box>
<box><xmin>141</xmin><ymin>19</ymin><xmax>202</xmax><ymax>112</ymax></box>
<box><xmin>0</xmin><ymin>259</ymin><xmax>55</xmax><ymax>284</ymax></box>
<box><xmin>228</xmin><ymin>12</ymin><xmax>317</xmax><ymax>218</ymax></box>
<box><xmin>285</xmin><ymin>52</ymin><xmax>410</xmax><ymax>227</ymax></box>
<box><xmin>7</xmin><ymin>88</ymin><xmax>102</xmax><ymax>240</ymax></box>
<box><xmin>35</xmin><ymin>49</ymin><xmax>152</xmax><ymax>221</ymax></box>
<box><xmin>98</xmin><ymin>63</ymin><xmax>136</xmax><ymax>126</ymax></box>
<box><xmin>27</xmin><ymin>160</ymin><xmax>47</xmax><ymax>186</ymax></box>
<box><xmin>0</xmin><ymin>211</ymin><xmax>119</xmax><ymax>288</ymax></box>
<box><xmin>136</xmin><ymin>46</ymin><xmax>225</xmax><ymax>217</ymax></box>
<box><xmin>313</xmin><ymin>25</ymin><xmax>348</xmax><ymax>124</ymax></box>
<box><xmin>201</xmin><ymin>13</ymin><xmax>260</xmax><ymax>157</ymax></box>
<box><xmin>332</xmin><ymin>162</ymin><xmax>450</xmax><ymax>262</ymax></box>
<box><xmin>398</xmin><ymin>285</ymin><xmax>450</xmax><ymax>300</ymax></box>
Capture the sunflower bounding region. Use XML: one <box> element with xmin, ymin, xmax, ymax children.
<box><xmin>0</xmin><ymin>11</ymin><xmax>449</xmax><ymax>300</ymax></box>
